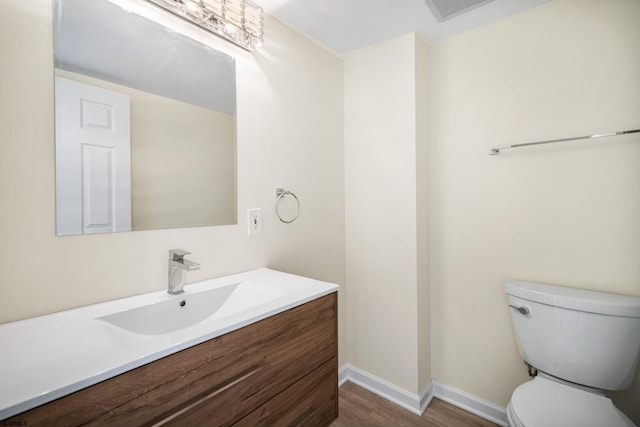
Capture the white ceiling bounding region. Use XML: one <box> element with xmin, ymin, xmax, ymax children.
<box><xmin>258</xmin><ymin>0</ymin><xmax>553</xmax><ymax>54</ymax></box>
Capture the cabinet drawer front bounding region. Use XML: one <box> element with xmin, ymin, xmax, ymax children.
<box><xmin>233</xmin><ymin>358</ymin><xmax>338</xmax><ymax>427</ymax></box>
<box><xmin>6</xmin><ymin>293</ymin><xmax>336</xmax><ymax>427</ymax></box>
<box><xmin>152</xmin><ymin>294</ymin><xmax>336</xmax><ymax>426</ymax></box>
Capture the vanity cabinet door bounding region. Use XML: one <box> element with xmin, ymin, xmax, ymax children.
<box><xmin>154</xmin><ymin>294</ymin><xmax>337</xmax><ymax>426</ymax></box>
<box><xmin>233</xmin><ymin>358</ymin><xmax>338</xmax><ymax>427</ymax></box>
<box><xmin>4</xmin><ymin>293</ymin><xmax>336</xmax><ymax>427</ymax></box>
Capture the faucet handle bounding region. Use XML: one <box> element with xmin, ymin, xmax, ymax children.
<box><xmin>169</xmin><ymin>249</ymin><xmax>190</xmax><ymax>261</ymax></box>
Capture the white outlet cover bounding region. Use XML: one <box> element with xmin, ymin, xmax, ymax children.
<box><xmin>247</xmin><ymin>208</ymin><xmax>262</xmax><ymax>235</ymax></box>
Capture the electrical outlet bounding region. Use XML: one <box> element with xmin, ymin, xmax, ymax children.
<box><xmin>247</xmin><ymin>208</ymin><xmax>262</xmax><ymax>235</ymax></box>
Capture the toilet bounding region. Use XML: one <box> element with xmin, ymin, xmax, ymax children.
<box><xmin>505</xmin><ymin>280</ymin><xmax>640</xmax><ymax>427</ymax></box>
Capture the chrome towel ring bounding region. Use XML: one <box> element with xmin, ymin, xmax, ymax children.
<box><xmin>275</xmin><ymin>188</ymin><xmax>300</xmax><ymax>223</ymax></box>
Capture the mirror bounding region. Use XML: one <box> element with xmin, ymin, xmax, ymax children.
<box><xmin>54</xmin><ymin>0</ymin><xmax>237</xmax><ymax>236</ymax></box>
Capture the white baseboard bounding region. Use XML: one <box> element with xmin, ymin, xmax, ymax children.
<box><xmin>338</xmin><ymin>365</ymin><xmax>350</xmax><ymax>387</ymax></box>
<box><xmin>338</xmin><ymin>364</ymin><xmax>433</xmax><ymax>416</ymax></box>
<box><xmin>433</xmin><ymin>382</ymin><xmax>508</xmax><ymax>426</ymax></box>
<box><xmin>338</xmin><ymin>364</ymin><xmax>507</xmax><ymax>426</ymax></box>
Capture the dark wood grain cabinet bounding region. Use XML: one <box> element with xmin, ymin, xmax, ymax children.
<box><xmin>5</xmin><ymin>293</ymin><xmax>338</xmax><ymax>427</ymax></box>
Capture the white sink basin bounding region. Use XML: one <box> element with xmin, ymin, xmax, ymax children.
<box><xmin>98</xmin><ymin>283</ymin><xmax>240</xmax><ymax>335</ymax></box>
<box><xmin>0</xmin><ymin>268</ymin><xmax>339</xmax><ymax>420</ymax></box>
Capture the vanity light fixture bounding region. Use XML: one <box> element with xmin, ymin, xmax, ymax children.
<box><xmin>146</xmin><ymin>0</ymin><xmax>264</xmax><ymax>50</ymax></box>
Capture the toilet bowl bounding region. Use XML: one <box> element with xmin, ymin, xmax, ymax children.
<box><xmin>507</xmin><ymin>376</ymin><xmax>635</xmax><ymax>427</ymax></box>
<box><xmin>505</xmin><ymin>280</ymin><xmax>640</xmax><ymax>427</ymax></box>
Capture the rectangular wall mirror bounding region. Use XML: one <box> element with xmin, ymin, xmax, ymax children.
<box><xmin>54</xmin><ymin>0</ymin><xmax>237</xmax><ymax>236</ymax></box>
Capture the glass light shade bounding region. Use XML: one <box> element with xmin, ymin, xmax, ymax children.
<box><xmin>147</xmin><ymin>0</ymin><xmax>264</xmax><ymax>51</ymax></box>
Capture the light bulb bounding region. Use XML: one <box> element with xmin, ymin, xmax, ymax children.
<box><xmin>184</xmin><ymin>0</ymin><xmax>200</xmax><ymax>13</ymax></box>
<box><xmin>223</xmin><ymin>23</ymin><xmax>238</xmax><ymax>34</ymax></box>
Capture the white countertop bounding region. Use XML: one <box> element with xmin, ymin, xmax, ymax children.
<box><xmin>0</xmin><ymin>268</ymin><xmax>339</xmax><ymax>420</ymax></box>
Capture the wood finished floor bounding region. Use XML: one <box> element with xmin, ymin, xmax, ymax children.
<box><xmin>331</xmin><ymin>382</ymin><xmax>499</xmax><ymax>427</ymax></box>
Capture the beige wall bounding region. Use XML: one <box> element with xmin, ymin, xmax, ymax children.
<box><xmin>429</xmin><ymin>0</ymin><xmax>640</xmax><ymax>422</ymax></box>
<box><xmin>345</xmin><ymin>33</ymin><xmax>431</xmax><ymax>395</ymax></box>
<box><xmin>0</xmin><ymin>0</ymin><xmax>345</xmax><ymax>362</ymax></box>
<box><xmin>415</xmin><ymin>37</ymin><xmax>431</xmax><ymax>390</ymax></box>
<box><xmin>55</xmin><ymin>69</ymin><xmax>236</xmax><ymax>230</ymax></box>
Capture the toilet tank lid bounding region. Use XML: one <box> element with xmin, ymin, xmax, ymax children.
<box><xmin>505</xmin><ymin>280</ymin><xmax>640</xmax><ymax>318</ymax></box>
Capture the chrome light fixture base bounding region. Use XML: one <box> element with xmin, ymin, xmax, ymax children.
<box><xmin>147</xmin><ymin>0</ymin><xmax>263</xmax><ymax>51</ymax></box>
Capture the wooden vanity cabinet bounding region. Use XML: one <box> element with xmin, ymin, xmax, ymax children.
<box><xmin>4</xmin><ymin>293</ymin><xmax>337</xmax><ymax>427</ymax></box>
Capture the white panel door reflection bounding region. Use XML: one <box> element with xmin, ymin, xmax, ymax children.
<box><xmin>55</xmin><ymin>77</ymin><xmax>131</xmax><ymax>235</ymax></box>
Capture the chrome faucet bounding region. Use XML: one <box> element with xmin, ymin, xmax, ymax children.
<box><xmin>168</xmin><ymin>249</ymin><xmax>200</xmax><ymax>295</ymax></box>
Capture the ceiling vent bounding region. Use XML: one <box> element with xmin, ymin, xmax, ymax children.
<box><xmin>425</xmin><ymin>0</ymin><xmax>495</xmax><ymax>22</ymax></box>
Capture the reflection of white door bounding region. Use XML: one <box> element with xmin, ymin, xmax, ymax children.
<box><xmin>55</xmin><ymin>77</ymin><xmax>131</xmax><ymax>235</ymax></box>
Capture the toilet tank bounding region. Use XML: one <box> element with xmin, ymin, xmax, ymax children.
<box><xmin>506</xmin><ymin>280</ymin><xmax>640</xmax><ymax>390</ymax></box>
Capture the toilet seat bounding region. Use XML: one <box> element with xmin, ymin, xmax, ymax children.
<box><xmin>508</xmin><ymin>377</ymin><xmax>635</xmax><ymax>427</ymax></box>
